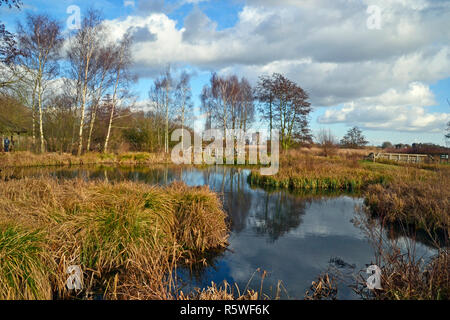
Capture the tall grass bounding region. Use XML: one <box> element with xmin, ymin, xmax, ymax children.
<box><xmin>249</xmin><ymin>151</ymin><xmax>390</xmax><ymax>191</ymax></box>
<box><xmin>0</xmin><ymin>151</ymin><xmax>168</xmax><ymax>169</ymax></box>
<box><xmin>249</xmin><ymin>149</ymin><xmax>449</xmax><ymax>233</ymax></box>
<box><xmin>351</xmin><ymin>209</ymin><xmax>450</xmax><ymax>300</ymax></box>
<box><xmin>0</xmin><ymin>224</ymin><xmax>52</xmax><ymax>300</ymax></box>
<box><xmin>0</xmin><ymin>178</ymin><xmax>228</xmax><ymax>299</ymax></box>
<box><xmin>365</xmin><ymin>167</ymin><xmax>450</xmax><ymax>235</ymax></box>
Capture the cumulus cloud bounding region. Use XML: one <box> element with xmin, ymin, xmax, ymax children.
<box><xmin>318</xmin><ymin>83</ymin><xmax>450</xmax><ymax>132</ymax></box>
<box><xmin>101</xmin><ymin>0</ymin><xmax>450</xmax><ymax>133</ymax></box>
<box><xmin>128</xmin><ymin>25</ymin><xmax>158</xmax><ymax>42</ymax></box>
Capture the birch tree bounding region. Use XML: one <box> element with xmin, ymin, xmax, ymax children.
<box><xmin>67</xmin><ymin>10</ymin><xmax>103</xmax><ymax>156</ymax></box>
<box><xmin>104</xmin><ymin>34</ymin><xmax>133</xmax><ymax>153</ymax></box>
<box><xmin>175</xmin><ymin>71</ymin><xmax>192</xmax><ymax>148</ymax></box>
<box><xmin>16</xmin><ymin>14</ymin><xmax>63</xmax><ymax>153</ymax></box>
<box><xmin>86</xmin><ymin>44</ymin><xmax>115</xmax><ymax>151</ymax></box>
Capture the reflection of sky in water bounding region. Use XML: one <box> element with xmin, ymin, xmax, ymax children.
<box><xmin>10</xmin><ymin>166</ymin><xmax>438</xmax><ymax>300</ymax></box>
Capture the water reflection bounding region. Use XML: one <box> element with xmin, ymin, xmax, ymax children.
<box><xmin>4</xmin><ymin>165</ymin><xmax>438</xmax><ymax>299</ymax></box>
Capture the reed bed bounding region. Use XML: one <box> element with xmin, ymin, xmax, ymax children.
<box><xmin>250</xmin><ymin>149</ymin><xmax>449</xmax><ymax>233</ymax></box>
<box><xmin>0</xmin><ymin>178</ymin><xmax>228</xmax><ymax>300</ymax></box>
<box><xmin>249</xmin><ymin>151</ymin><xmax>390</xmax><ymax>191</ymax></box>
<box><xmin>351</xmin><ymin>209</ymin><xmax>450</xmax><ymax>300</ymax></box>
<box><xmin>365</xmin><ymin>167</ymin><xmax>450</xmax><ymax>234</ymax></box>
<box><xmin>0</xmin><ymin>224</ymin><xmax>53</xmax><ymax>300</ymax></box>
<box><xmin>373</xmin><ymin>250</ymin><xmax>449</xmax><ymax>300</ymax></box>
<box><xmin>0</xmin><ymin>151</ymin><xmax>169</xmax><ymax>169</ymax></box>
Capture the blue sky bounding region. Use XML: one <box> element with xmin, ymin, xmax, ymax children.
<box><xmin>2</xmin><ymin>0</ymin><xmax>450</xmax><ymax>146</ymax></box>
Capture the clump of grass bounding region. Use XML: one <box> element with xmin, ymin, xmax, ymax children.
<box><xmin>0</xmin><ymin>224</ymin><xmax>52</xmax><ymax>300</ymax></box>
<box><xmin>0</xmin><ymin>178</ymin><xmax>229</xmax><ymax>299</ymax></box>
<box><xmin>169</xmin><ymin>182</ymin><xmax>229</xmax><ymax>254</ymax></box>
<box><xmin>365</xmin><ymin>168</ymin><xmax>450</xmax><ymax>233</ymax></box>
<box><xmin>178</xmin><ymin>281</ymin><xmax>258</xmax><ymax>300</ymax></box>
<box><xmin>304</xmin><ymin>274</ymin><xmax>338</xmax><ymax>300</ymax></box>
<box><xmin>248</xmin><ymin>152</ymin><xmax>389</xmax><ymax>192</ymax></box>
<box><xmin>249</xmin><ymin>149</ymin><xmax>448</xmax><ymax>233</ymax></box>
<box><xmin>373</xmin><ymin>250</ymin><xmax>450</xmax><ymax>300</ymax></box>
<box><xmin>350</xmin><ymin>207</ymin><xmax>450</xmax><ymax>301</ymax></box>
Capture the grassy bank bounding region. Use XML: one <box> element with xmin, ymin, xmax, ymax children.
<box><xmin>249</xmin><ymin>150</ymin><xmax>449</xmax><ymax>233</ymax></box>
<box><xmin>0</xmin><ymin>151</ymin><xmax>169</xmax><ymax>169</ymax></box>
<box><xmin>248</xmin><ymin>149</ymin><xmax>449</xmax><ymax>300</ymax></box>
<box><xmin>0</xmin><ymin>178</ymin><xmax>229</xmax><ymax>300</ymax></box>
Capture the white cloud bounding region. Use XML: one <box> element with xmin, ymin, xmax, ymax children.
<box><xmin>318</xmin><ymin>83</ymin><xmax>450</xmax><ymax>133</ymax></box>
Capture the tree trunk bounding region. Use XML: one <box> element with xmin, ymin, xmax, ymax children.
<box><xmin>77</xmin><ymin>53</ymin><xmax>92</xmax><ymax>156</ymax></box>
<box><xmin>104</xmin><ymin>67</ymin><xmax>121</xmax><ymax>153</ymax></box>
<box><xmin>31</xmin><ymin>79</ymin><xmax>38</xmax><ymax>151</ymax></box>
<box><xmin>165</xmin><ymin>80</ymin><xmax>169</xmax><ymax>154</ymax></box>
<box><xmin>37</xmin><ymin>70</ymin><xmax>45</xmax><ymax>154</ymax></box>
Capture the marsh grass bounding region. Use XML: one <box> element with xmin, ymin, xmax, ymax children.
<box><xmin>177</xmin><ymin>281</ymin><xmax>259</xmax><ymax>300</ymax></box>
<box><xmin>249</xmin><ymin>149</ymin><xmax>449</xmax><ymax>233</ymax></box>
<box><xmin>0</xmin><ymin>178</ymin><xmax>228</xmax><ymax>300</ymax></box>
<box><xmin>351</xmin><ymin>210</ymin><xmax>450</xmax><ymax>300</ymax></box>
<box><xmin>0</xmin><ymin>224</ymin><xmax>52</xmax><ymax>300</ymax></box>
<box><xmin>365</xmin><ymin>167</ymin><xmax>450</xmax><ymax>235</ymax></box>
<box><xmin>0</xmin><ymin>151</ymin><xmax>168</xmax><ymax>169</ymax></box>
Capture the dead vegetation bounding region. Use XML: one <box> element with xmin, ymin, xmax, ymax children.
<box><xmin>0</xmin><ymin>178</ymin><xmax>229</xmax><ymax>299</ymax></box>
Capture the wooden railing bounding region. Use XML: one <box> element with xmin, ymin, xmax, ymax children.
<box><xmin>366</xmin><ymin>153</ymin><xmax>434</xmax><ymax>163</ymax></box>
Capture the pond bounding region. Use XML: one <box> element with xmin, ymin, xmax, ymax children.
<box><xmin>5</xmin><ymin>165</ymin><xmax>437</xmax><ymax>299</ymax></box>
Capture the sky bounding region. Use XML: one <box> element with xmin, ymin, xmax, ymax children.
<box><xmin>2</xmin><ymin>0</ymin><xmax>450</xmax><ymax>146</ymax></box>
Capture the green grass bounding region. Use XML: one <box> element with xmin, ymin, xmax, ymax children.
<box><xmin>0</xmin><ymin>224</ymin><xmax>52</xmax><ymax>300</ymax></box>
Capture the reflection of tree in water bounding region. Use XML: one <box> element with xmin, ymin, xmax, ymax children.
<box><xmin>200</xmin><ymin>167</ymin><xmax>253</xmax><ymax>234</ymax></box>
<box><xmin>253</xmin><ymin>192</ymin><xmax>309</xmax><ymax>242</ymax></box>
<box><xmin>223</xmin><ymin>168</ymin><xmax>253</xmax><ymax>234</ymax></box>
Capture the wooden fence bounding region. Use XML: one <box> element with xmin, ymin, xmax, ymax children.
<box><xmin>366</xmin><ymin>153</ymin><xmax>434</xmax><ymax>164</ymax></box>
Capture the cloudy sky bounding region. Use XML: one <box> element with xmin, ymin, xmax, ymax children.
<box><xmin>3</xmin><ymin>0</ymin><xmax>450</xmax><ymax>145</ymax></box>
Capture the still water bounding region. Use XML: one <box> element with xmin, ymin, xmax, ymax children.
<box><xmin>6</xmin><ymin>165</ymin><xmax>437</xmax><ymax>299</ymax></box>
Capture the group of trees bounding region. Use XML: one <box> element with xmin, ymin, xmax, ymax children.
<box><xmin>255</xmin><ymin>73</ymin><xmax>312</xmax><ymax>149</ymax></box>
<box><xmin>201</xmin><ymin>73</ymin><xmax>255</xmax><ymax>138</ymax></box>
<box><xmin>148</xmin><ymin>67</ymin><xmax>194</xmax><ymax>153</ymax></box>
<box><xmin>315</xmin><ymin>126</ymin><xmax>370</xmax><ymax>157</ymax></box>
<box><xmin>1</xmin><ymin>2</ymin><xmax>317</xmax><ymax>154</ymax></box>
<box><xmin>1</xmin><ymin>3</ymin><xmax>135</xmax><ymax>154</ymax></box>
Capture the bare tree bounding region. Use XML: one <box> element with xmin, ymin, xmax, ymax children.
<box><xmin>67</xmin><ymin>10</ymin><xmax>104</xmax><ymax>156</ymax></box>
<box><xmin>86</xmin><ymin>42</ymin><xmax>116</xmax><ymax>152</ymax></box>
<box><xmin>255</xmin><ymin>75</ymin><xmax>275</xmax><ymax>141</ymax></box>
<box><xmin>200</xmin><ymin>85</ymin><xmax>214</xmax><ymax>131</ymax></box>
<box><xmin>16</xmin><ymin>14</ymin><xmax>63</xmax><ymax>153</ymax></box>
<box><xmin>340</xmin><ymin>126</ymin><xmax>369</xmax><ymax>149</ymax></box>
<box><xmin>0</xmin><ymin>0</ymin><xmax>22</xmax><ymax>70</ymax></box>
<box><xmin>256</xmin><ymin>73</ymin><xmax>312</xmax><ymax>150</ymax></box>
<box><xmin>104</xmin><ymin>33</ymin><xmax>133</xmax><ymax>153</ymax></box>
<box><xmin>175</xmin><ymin>71</ymin><xmax>193</xmax><ymax>147</ymax></box>
<box><xmin>317</xmin><ymin>129</ymin><xmax>338</xmax><ymax>157</ymax></box>
<box><xmin>238</xmin><ymin>77</ymin><xmax>255</xmax><ymax>132</ymax></box>
<box><xmin>201</xmin><ymin>73</ymin><xmax>255</xmax><ymax>140</ymax></box>
<box><xmin>149</xmin><ymin>77</ymin><xmax>166</xmax><ymax>151</ymax></box>
<box><xmin>162</xmin><ymin>66</ymin><xmax>173</xmax><ymax>154</ymax></box>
